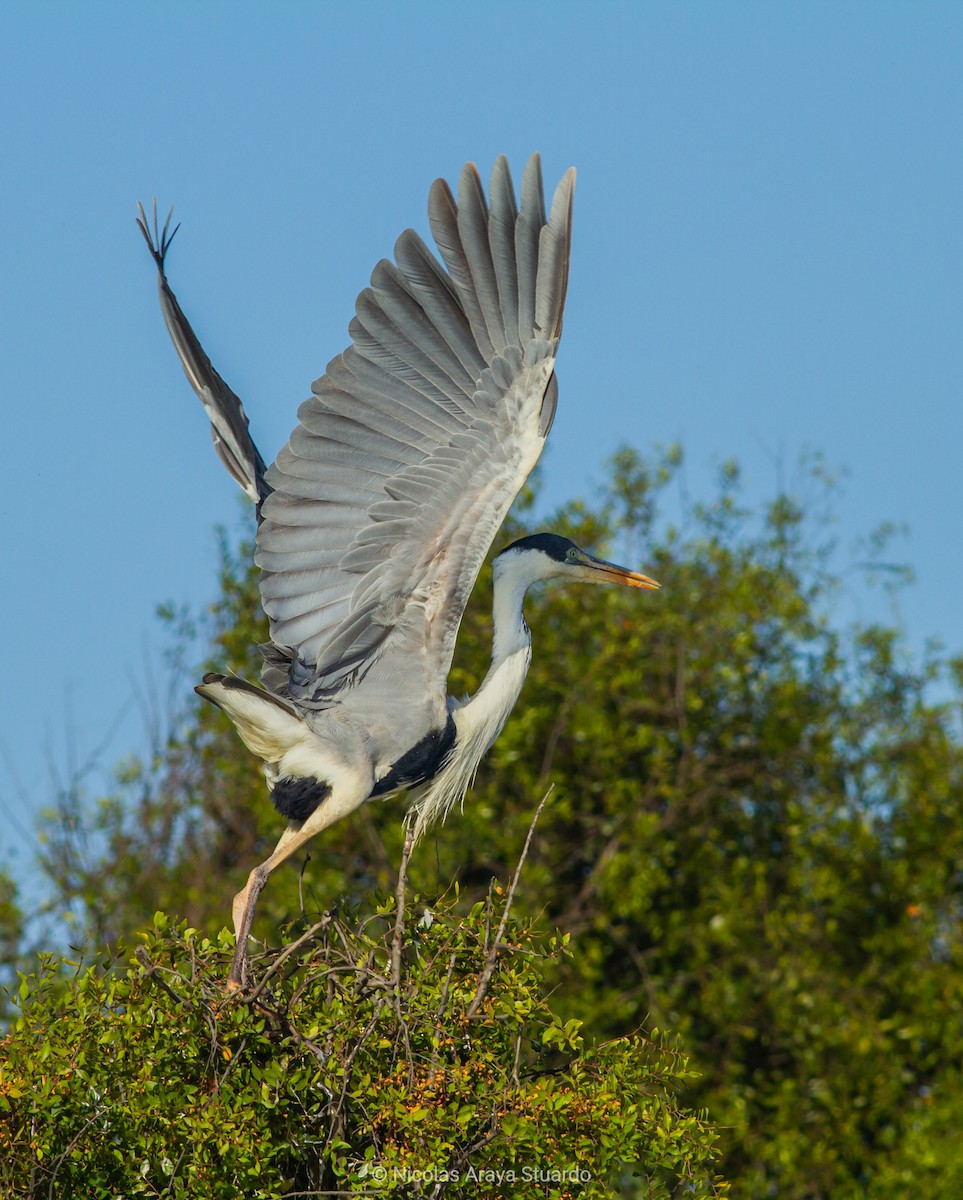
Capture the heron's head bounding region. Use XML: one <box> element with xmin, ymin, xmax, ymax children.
<box><xmin>494</xmin><ymin>533</ymin><xmax>660</xmax><ymax>591</ymax></box>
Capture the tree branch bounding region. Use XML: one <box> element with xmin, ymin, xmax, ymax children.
<box><xmin>466</xmin><ymin>788</ymin><xmax>552</xmax><ymax>1018</ymax></box>
<box><xmin>390</xmin><ymin>824</ymin><xmax>417</xmax><ymax>990</ymax></box>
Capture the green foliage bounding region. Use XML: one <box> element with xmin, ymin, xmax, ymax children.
<box><xmin>0</xmin><ymin>885</ymin><xmax>724</xmax><ymax>1198</ymax></box>
<box><xmin>16</xmin><ymin>444</ymin><xmax>963</xmax><ymax>1195</ymax></box>
<box><xmin>0</xmin><ymin>870</ymin><xmax>23</xmax><ymax>1023</ymax></box>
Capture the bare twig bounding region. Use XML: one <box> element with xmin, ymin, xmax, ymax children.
<box><xmin>512</xmin><ymin>1031</ymin><xmax>523</xmax><ymax>1086</ymax></box>
<box><xmin>298</xmin><ymin>853</ymin><xmax>312</xmax><ymax>918</ymax></box>
<box><xmin>46</xmin><ymin>1111</ymin><xmax>104</xmax><ymax>1200</ymax></box>
<box><xmin>483</xmin><ymin>878</ymin><xmax>495</xmax><ymax>954</ymax></box>
<box><xmin>390</xmin><ymin>824</ymin><xmax>417</xmax><ymax>990</ymax></box>
<box><xmin>322</xmin><ymin>999</ymin><xmax>388</xmax><ymax>1154</ymax></box>
<box><xmin>444</xmin><ymin>1116</ymin><xmax>503</xmax><ymax>1179</ymax></box>
<box><xmin>243</xmin><ymin>915</ymin><xmax>332</xmax><ymax>1007</ymax></box>
<box><xmin>134</xmin><ymin>946</ymin><xmax>190</xmax><ymax>1009</ymax></box>
<box><xmin>429</xmin><ymin>951</ymin><xmax>459</xmax><ymax>1068</ymax></box>
<box><xmin>435</xmin><ymin>951</ymin><xmax>458</xmax><ymax>1030</ymax></box>
<box><xmin>279</xmin><ymin>1190</ymin><xmax>383</xmax><ymax>1197</ymax></box>
<box><xmin>466</xmin><ymin>788</ymin><xmax>552</xmax><ymax>1018</ymax></box>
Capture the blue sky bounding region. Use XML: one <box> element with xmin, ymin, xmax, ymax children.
<box><xmin>3</xmin><ymin>2</ymin><xmax>962</xmax><ymax>902</ymax></box>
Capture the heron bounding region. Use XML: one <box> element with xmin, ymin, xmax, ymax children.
<box><xmin>138</xmin><ymin>154</ymin><xmax>659</xmax><ymax>987</ymax></box>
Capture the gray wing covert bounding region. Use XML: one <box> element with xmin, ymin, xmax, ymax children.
<box><xmin>256</xmin><ymin>154</ymin><xmax>575</xmax><ymax>711</ymax></box>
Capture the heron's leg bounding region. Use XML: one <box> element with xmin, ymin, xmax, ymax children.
<box><xmin>227</xmin><ymin>822</ymin><xmax>327</xmax><ymax>988</ymax></box>
<box><xmin>227</xmin><ymin>781</ymin><xmax>371</xmax><ymax>989</ymax></box>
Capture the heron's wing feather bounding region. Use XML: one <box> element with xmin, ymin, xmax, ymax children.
<box><xmin>256</xmin><ymin>155</ymin><xmax>575</xmax><ymax>709</ymax></box>
<box><xmin>136</xmin><ymin>203</ymin><xmax>270</xmax><ymax>507</ymax></box>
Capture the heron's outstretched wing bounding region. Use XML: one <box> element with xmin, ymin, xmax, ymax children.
<box><xmin>137</xmin><ymin>202</ymin><xmax>270</xmax><ymax>507</ymax></box>
<box><xmin>257</xmin><ymin>155</ymin><xmax>575</xmax><ymax>710</ymax></box>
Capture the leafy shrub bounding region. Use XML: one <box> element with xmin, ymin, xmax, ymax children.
<box><xmin>0</xmin><ymin>840</ymin><xmax>725</xmax><ymax>1199</ymax></box>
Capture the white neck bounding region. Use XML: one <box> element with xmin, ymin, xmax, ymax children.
<box><xmin>407</xmin><ymin>552</ymin><xmax>540</xmax><ymax>838</ymax></box>
<box><xmin>491</xmin><ymin>551</ymin><xmax>537</xmax><ymax>663</ymax></box>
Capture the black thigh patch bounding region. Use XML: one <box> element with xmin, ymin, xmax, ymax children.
<box><xmin>271</xmin><ymin>776</ymin><xmax>331</xmax><ymax>821</ymax></box>
<box><xmin>369</xmin><ymin>716</ymin><xmax>457</xmax><ymax>798</ymax></box>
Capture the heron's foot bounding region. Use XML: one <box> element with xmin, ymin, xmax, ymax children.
<box><xmin>227</xmin><ymin>864</ymin><xmax>270</xmax><ymax>991</ymax></box>
<box><xmin>226</xmin><ymin>943</ymin><xmax>249</xmax><ymax>991</ymax></box>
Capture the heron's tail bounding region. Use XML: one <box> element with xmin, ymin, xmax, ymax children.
<box><xmin>137</xmin><ymin>201</ymin><xmax>271</xmax><ymax>512</ymax></box>
<box><xmin>195</xmin><ymin>672</ymin><xmax>302</xmax><ymax>759</ymax></box>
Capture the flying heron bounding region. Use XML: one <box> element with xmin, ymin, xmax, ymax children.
<box><xmin>138</xmin><ymin>154</ymin><xmax>659</xmax><ymax>987</ymax></box>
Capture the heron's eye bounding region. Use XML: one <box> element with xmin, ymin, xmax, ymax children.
<box><xmin>566</xmin><ymin>548</ymin><xmax>579</xmax><ymax>562</ymax></box>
